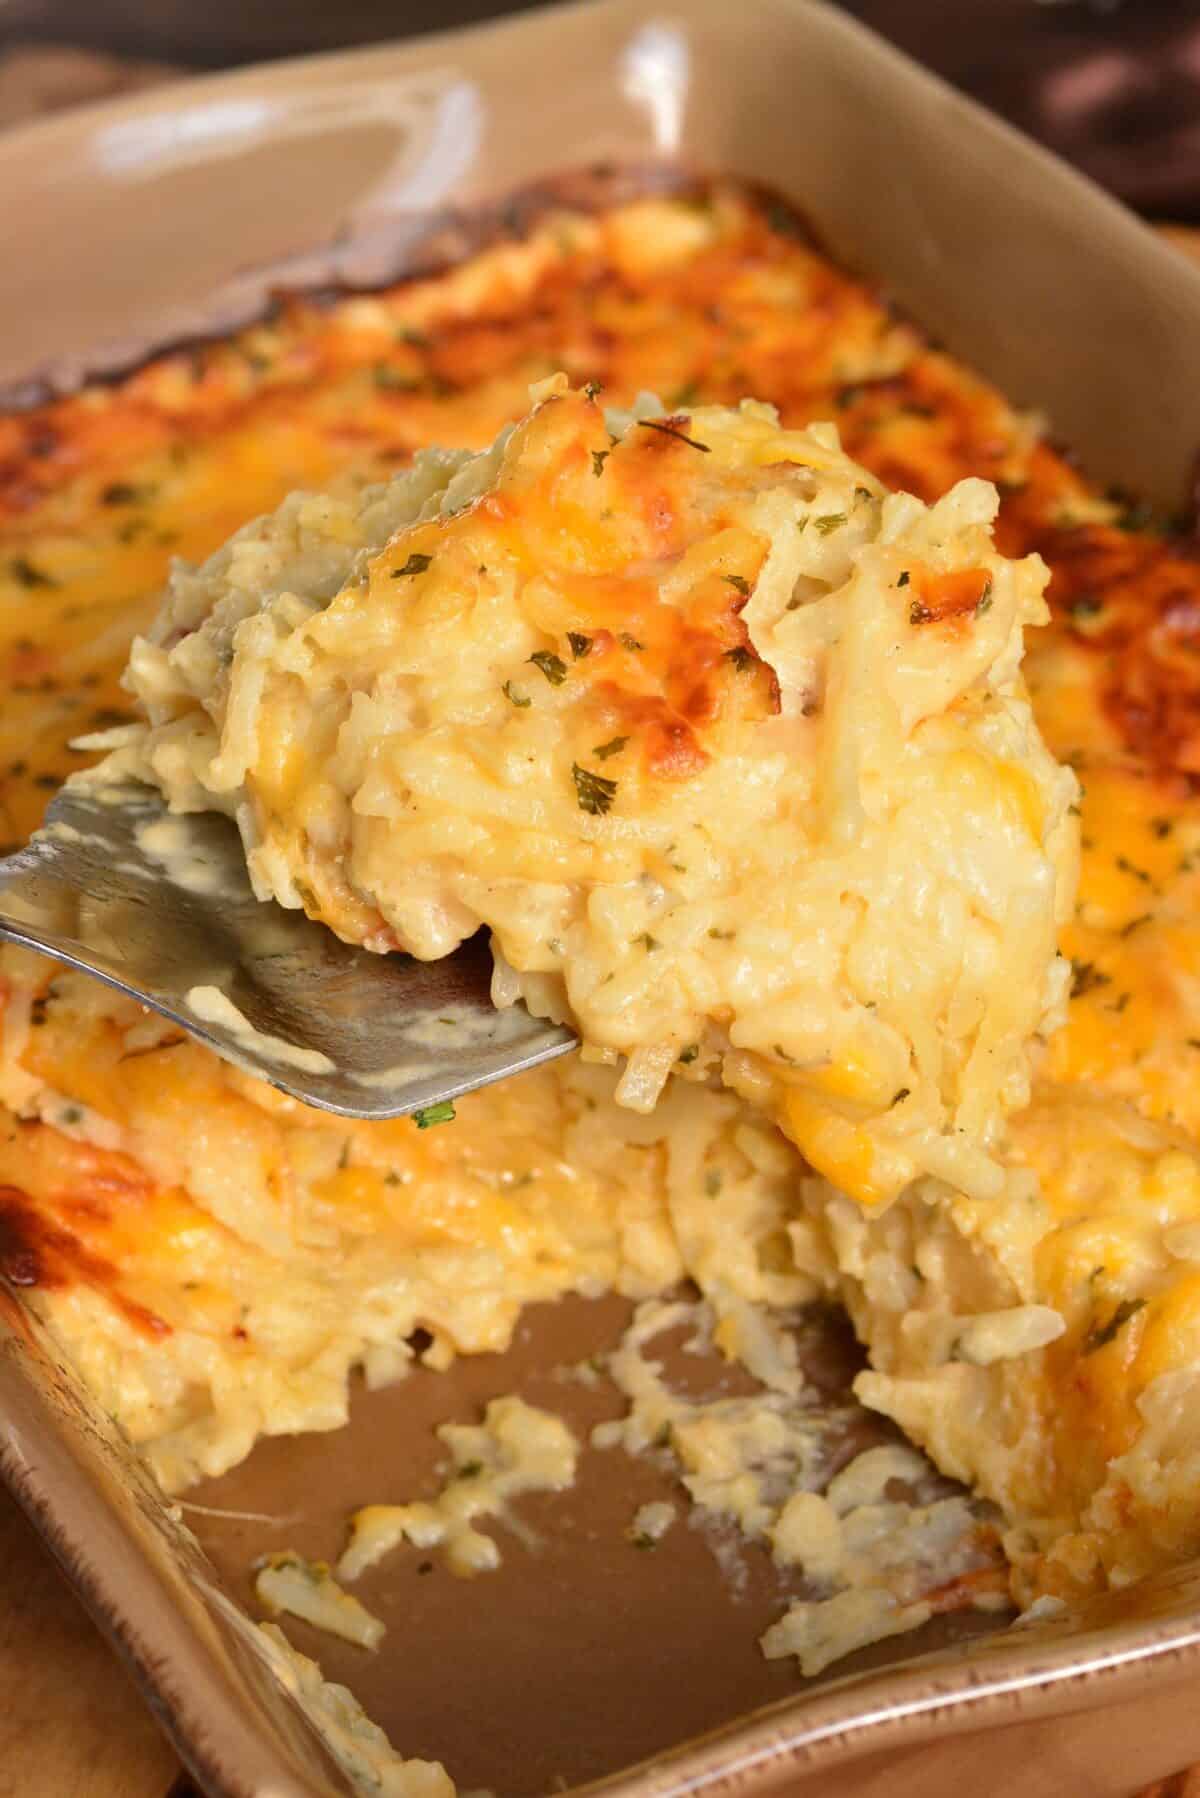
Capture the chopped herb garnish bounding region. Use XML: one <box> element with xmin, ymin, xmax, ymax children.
<box><xmin>1071</xmin><ymin>960</ymin><xmax>1110</xmax><ymax>999</ymax></box>
<box><xmin>975</xmin><ymin>578</ymin><xmax>994</xmax><ymax>615</ymax></box>
<box><xmin>707</xmin><ymin>927</ymin><xmax>734</xmax><ymax>940</ymax></box>
<box><xmin>455</xmin><ymin>1460</ymin><xmax>484</xmax><ymax>1480</ymax></box>
<box><xmin>1116</xmin><ymin>856</ymin><xmax>1152</xmax><ymax>885</ymax></box>
<box><xmin>724</xmin><ymin>646</ymin><xmax>755</xmax><ymax>672</ymax></box>
<box><xmin>59</xmin><ymin>1105</ymin><xmax>83</xmax><ymax>1126</ymax></box>
<box><xmin>796</xmin><ymin>516</ymin><xmax>810</xmax><ymax>535</ymax></box>
<box><xmin>9</xmin><ymin>556</ymin><xmax>54</xmax><ymax>589</ymax></box>
<box><xmin>909</xmin><ymin>599</ymin><xmax>934</xmax><ymax>626</ymax></box>
<box><xmin>584</xmin><ymin>380</ymin><xmax>602</xmax><ymax>400</ymax></box>
<box><xmin>1067</xmin><ymin>594</ymin><xmax>1103</xmax><ymax>619</ymax></box>
<box><xmin>1115</xmin><ymin>501</ymin><xmax>1154</xmax><ymax>534</ymax></box>
<box><xmin>631</xmin><ymin>1533</ymin><xmax>657</xmax><ymax>1551</ymax></box>
<box><xmin>637</xmin><ymin>933</ymin><xmax>661</xmax><ymax>952</ymax></box>
<box><xmin>813</xmin><ymin>513</ymin><xmax>846</xmax><ymax>535</ymax></box>
<box><xmin>503</xmin><ymin>680</ymin><xmax>531</xmax><ymax>708</ymax></box>
<box><xmin>591</xmin><ymin>449</ymin><xmax>610</xmax><ymax>477</ymax></box>
<box><xmin>765</xmin><ymin>198</ymin><xmax>806</xmax><ymax>239</ymax></box>
<box><xmin>897</xmin><ymin>570</ymin><xmax>910</xmax><ymax>587</ymax></box>
<box><xmin>1151</xmin><ymin>818</ymin><xmax>1173</xmax><ymax>839</ymax></box>
<box><xmin>678</xmin><ymin>1044</ymin><xmax>700</xmax><ymax>1064</ymax></box>
<box><xmin>671</xmin><ymin>379</ymin><xmax>701</xmax><ymax>408</ymax></box>
<box><xmin>889</xmin><ymin>1086</ymin><xmax>911</xmax><ymax>1107</ymax></box>
<box><xmin>723</xmin><ymin>575</ymin><xmax>752</xmax><ymax>597</ymax></box>
<box><xmin>529</xmin><ymin>650</ymin><xmax>568</xmax><ymax>685</ymax></box>
<box><xmin>1084</xmin><ymin>1297</ymin><xmax>1146</xmax><ymax>1355</ymax></box>
<box><xmin>413</xmin><ymin>1100</ymin><xmax>456</xmax><ymax>1129</ymax></box>
<box><xmin>619</xmin><ymin>632</ymin><xmax>645</xmax><ymax>652</ymax></box>
<box><xmin>572</xmin><ymin>762</ymin><xmax>618</xmax><ymax>815</ymax></box>
<box><xmin>568</xmin><ymin>631</ymin><xmax>593</xmax><ymax>659</ymax></box>
<box><xmin>100</xmin><ymin>481</ymin><xmax>150</xmax><ymax>506</ymax></box>
<box><xmin>374</xmin><ymin>365</ymin><xmax>419</xmax><ymax>391</ymax></box>
<box><xmin>637</xmin><ymin>418</ymin><xmax>710</xmax><ymax>453</ymax></box>
<box><xmin>393</xmin><ymin>552</ymin><xmax>433</xmax><ymax>578</ymax></box>
<box><xmin>396</xmin><ymin>326</ymin><xmax>430</xmax><ymax>348</ymax></box>
<box><xmin>593</xmin><ymin>736</ymin><xmax>628</xmax><ymax>760</ymax></box>
<box><xmin>704</xmin><ymin>1169</ymin><xmax>723</xmax><ymax>1197</ymax></box>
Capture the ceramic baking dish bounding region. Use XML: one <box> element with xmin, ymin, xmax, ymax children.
<box><xmin>6</xmin><ymin>2</ymin><xmax>1200</xmax><ymax>1793</ymax></box>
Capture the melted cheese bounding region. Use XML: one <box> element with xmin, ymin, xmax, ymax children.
<box><xmin>1</xmin><ymin>180</ymin><xmax>1200</xmax><ymax>1634</ymax></box>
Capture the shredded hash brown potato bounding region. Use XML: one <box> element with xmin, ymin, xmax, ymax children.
<box><xmin>3</xmin><ymin>178</ymin><xmax>1200</xmax><ymax>1706</ymax></box>
<box><xmin>119</xmin><ymin>378</ymin><xmax>1075</xmax><ymax>1201</ymax></box>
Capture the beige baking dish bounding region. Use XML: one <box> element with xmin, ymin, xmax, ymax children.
<box><xmin>4</xmin><ymin>3</ymin><xmax>1200</xmax><ymax>1793</ymax></box>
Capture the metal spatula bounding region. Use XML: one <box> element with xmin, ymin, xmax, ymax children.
<box><xmin>0</xmin><ymin>776</ymin><xmax>575</xmax><ymax>1119</ymax></box>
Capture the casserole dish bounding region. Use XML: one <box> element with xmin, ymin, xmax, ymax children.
<box><xmin>5</xmin><ymin>2</ymin><xmax>1200</xmax><ymax>1793</ymax></box>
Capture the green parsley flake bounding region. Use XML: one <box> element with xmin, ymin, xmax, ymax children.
<box><xmin>813</xmin><ymin>514</ymin><xmax>846</xmax><ymax>535</ymax></box>
<box><xmin>637</xmin><ymin>419</ymin><xmax>710</xmax><ymax>453</ymax></box>
<box><xmin>591</xmin><ymin>449</ymin><xmax>609</xmax><ymax>477</ymax></box>
<box><xmin>568</xmin><ymin>631</ymin><xmax>593</xmax><ymax>659</ymax></box>
<box><xmin>100</xmin><ymin>481</ymin><xmax>151</xmax><ymax>506</ymax></box>
<box><xmin>393</xmin><ymin>552</ymin><xmax>433</xmax><ymax>578</ymax></box>
<box><xmin>593</xmin><ymin>736</ymin><xmax>628</xmax><ymax>760</ymax></box>
<box><xmin>723</xmin><ymin>575</ymin><xmax>751</xmax><ymax>597</ymax></box>
<box><xmin>1083</xmin><ymin>1297</ymin><xmax>1146</xmax><ymax>1356</ymax></box>
<box><xmin>619</xmin><ymin>632</ymin><xmax>645</xmax><ymax>652</ymax></box>
<box><xmin>724</xmin><ymin>646</ymin><xmax>755</xmax><ymax>672</ymax></box>
<box><xmin>374</xmin><ymin>365</ymin><xmax>419</xmax><ymax>391</ymax></box>
<box><xmin>572</xmin><ymin>762</ymin><xmax>618</xmax><ymax>816</ymax></box>
<box><xmin>529</xmin><ymin>650</ymin><xmax>568</xmax><ymax>685</ymax></box>
<box><xmin>413</xmin><ymin>1100</ymin><xmax>456</xmax><ymax>1130</ymax></box>
<box><xmin>9</xmin><ymin>556</ymin><xmax>55</xmax><ymax>589</ymax></box>
<box><xmin>503</xmin><ymin>681</ymin><xmax>531</xmax><ymax>708</ymax></box>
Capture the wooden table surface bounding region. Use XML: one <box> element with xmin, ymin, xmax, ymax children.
<box><xmin>2</xmin><ymin>39</ymin><xmax>1200</xmax><ymax>1798</ymax></box>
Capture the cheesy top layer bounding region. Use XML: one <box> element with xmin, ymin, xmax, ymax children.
<box><xmin>3</xmin><ymin>180</ymin><xmax>1200</xmax><ymax>1609</ymax></box>
<box><xmin>119</xmin><ymin>379</ymin><xmax>1076</xmax><ymax>1209</ymax></box>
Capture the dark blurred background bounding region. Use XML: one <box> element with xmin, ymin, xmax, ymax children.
<box><xmin>3</xmin><ymin>0</ymin><xmax>1200</xmax><ymax>220</ymax></box>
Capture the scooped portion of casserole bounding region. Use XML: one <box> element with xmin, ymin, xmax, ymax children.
<box><xmin>120</xmin><ymin>378</ymin><xmax>1077</xmax><ymax>1212</ymax></box>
